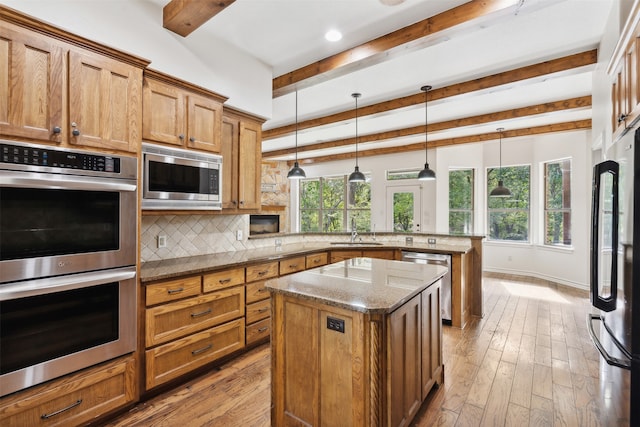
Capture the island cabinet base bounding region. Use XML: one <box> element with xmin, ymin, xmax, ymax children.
<box><xmin>270</xmin><ymin>279</ymin><xmax>443</xmax><ymax>427</ymax></box>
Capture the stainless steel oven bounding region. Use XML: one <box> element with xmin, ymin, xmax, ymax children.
<box><xmin>142</xmin><ymin>142</ymin><xmax>222</xmax><ymax>210</ymax></box>
<box><xmin>0</xmin><ymin>140</ymin><xmax>138</xmax><ymax>396</ymax></box>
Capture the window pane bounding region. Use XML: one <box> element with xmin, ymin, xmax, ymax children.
<box><xmin>487</xmin><ymin>166</ymin><xmax>530</xmax><ymax>209</ymax></box>
<box><xmin>449</xmin><ymin>211</ymin><xmax>473</xmax><ymax>235</ymax></box>
<box><xmin>300</xmin><ymin>180</ymin><xmax>320</xmax><ymax>209</ymax></box>
<box><xmin>489</xmin><ymin>211</ymin><xmax>529</xmax><ymax>241</ymax></box>
<box><xmin>348</xmin><ymin>180</ymin><xmax>371</xmax><ymax>209</ymax></box>
<box><xmin>348</xmin><ymin>210</ymin><xmax>371</xmax><ymax>232</ymax></box>
<box><xmin>545</xmin><ymin>211</ymin><xmax>571</xmax><ymax>245</ymax></box>
<box><xmin>449</xmin><ymin>169</ymin><xmax>473</xmax><ymax>209</ymax></box>
<box><xmin>545</xmin><ymin>160</ymin><xmax>571</xmax><ymax>210</ymax></box>
<box><xmin>300</xmin><ymin>210</ymin><xmax>319</xmax><ymax>232</ymax></box>
<box><xmin>322</xmin><ymin>177</ymin><xmax>344</xmax><ymax>210</ymax></box>
<box><xmin>322</xmin><ymin>210</ymin><xmax>343</xmax><ymax>232</ymax></box>
<box><xmin>393</xmin><ymin>192</ymin><xmax>414</xmax><ymax>232</ymax></box>
<box><xmin>387</xmin><ymin>169</ymin><xmax>420</xmax><ymax>180</ymax></box>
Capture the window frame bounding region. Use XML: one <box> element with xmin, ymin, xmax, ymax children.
<box><xmin>448</xmin><ymin>168</ymin><xmax>475</xmax><ymax>235</ymax></box>
<box><xmin>486</xmin><ymin>164</ymin><xmax>531</xmax><ymax>243</ymax></box>
<box><xmin>543</xmin><ymin>158</ymin><xmax>572</xmax><ymax>247</ymax></box>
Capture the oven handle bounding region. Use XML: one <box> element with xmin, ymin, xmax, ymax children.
<box><xmin>0</xmin><ymin>171</ymin><xmax>136</xmax><ymax>192</ymax></box>
<box><xmin>0</xmin><ymin>267</ymin><xmax>136</xmax><ymax>301</ymax></box>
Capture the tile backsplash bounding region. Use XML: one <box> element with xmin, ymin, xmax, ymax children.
<box><xmin>141</xmin><ymin>215</ymin><xmax>254</xmax><ymax>262</ymax></box>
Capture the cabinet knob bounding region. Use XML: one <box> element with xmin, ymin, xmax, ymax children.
<box><xmin>179</xmin><ymin>134</ymin><xmax>185</xmax><ymax>140</ymax></box>
<box><xmin>239</xmin><ymin>200</ymin><xmax>244</xmax><ymax>205</ymax></box>
<box><xmin>52</xmin><ymin>126</ymin><xmax>61</xmax><ymax>134</ymax></box>
<box><xmin>189</xmin><ymin>136</ymin><xmax>195</xmax><ymax>143</ymax></box>
<box><xmin>71</xmin><ymin>122</ymin><xmax>80</xmax><ymax>136</ymax></box>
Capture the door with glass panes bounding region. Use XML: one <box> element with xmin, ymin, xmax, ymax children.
<box><xmin>387</xmin><ymin>185</ymin><xmax>421</xmax><ymax>232</ymax></box>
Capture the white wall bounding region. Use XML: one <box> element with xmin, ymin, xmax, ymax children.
<box><xmin>295</xmin><ymin>130</ymin><xmax>593</xmax><ymax>289</ymax></box>
<box><xmin>0</xmin><ymin>0</ymin><xmax>273</xmax><ymax>119</ymax></box>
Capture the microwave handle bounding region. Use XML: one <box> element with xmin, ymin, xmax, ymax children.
<box><xmin>0</xmin><ymin>171</ymin><xmax>136</xmax><ymax>192</ymax></box>
<box><xmin>590</xmin><ymin>160</ymin><xmax>618</xmax><ymax>312</ymax></box>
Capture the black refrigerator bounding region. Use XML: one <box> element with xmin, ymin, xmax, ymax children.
<box><xmin>590</xmin><ymin>127</ymin><xmax>639</xmax><ymax>424</ymax></box>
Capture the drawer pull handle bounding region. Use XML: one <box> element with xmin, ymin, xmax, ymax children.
<box><xmin>192</xmin><ymin>344</ymin><xmax>213</xmax><ymax>356</ymax></box>
<box><xmin>218</xmin><ymin>278</ymin><xmax>232</xmax><ymax>284</ymax></box>
<box><xmin>41</xmin><ymin>399</ymin><xmax>83</xmax><ymax>419</ymax></box>
<box><xmin>314</xmin><ymin>259</ymin><xmax>321</xmax><ymax>263</ymax></box>
<box><xmin>289</xmin><ymin>264</ymin><xmax>298</xmax><ymax>268</ymax></box>
<box><xmin>257</xmin><ymin>270</ymin><xmax>269</xmax><ymax>276</ymax></box>
<box><xmin>258</xmin><ymin>288</ymin><xmax>267</xmax><ymax>293</ymax></box>
<box><xmin>258</xmin><ymin>307</ymin><xmax>269</xmax><ymax>313</ymax></box>
<box><xmin>191</xmin><ymin>308</ymin><xmax>212</xmax><ymax>318</ymax></box>
<box><xmin>258</xmin><ymin>327</ymin><xmax>269</xmax><ymax>332</ymax></box>
<box><xmin>167</xmin><ymin>287</ymin><xmax>184</xmax><ymax>294</ymax></box>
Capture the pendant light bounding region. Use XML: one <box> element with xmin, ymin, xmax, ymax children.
<box><xmin>287</xmin><ymin>90</ymin><xmax>306</xmax><ymax>179</ymax></box>
<box><xmin>348</xmin><ymin>92</ymin><xmax>366</xmax><ymax>182</ymax></box>
<box><xmin>418</xmin><ymin>85</ymin><xmax>436</xmax><ymax>181</ymax></box>
<box><xmin>489</xmin><ymin>127</ymin><xmax>511</xmax><ymax>197</ymax></box>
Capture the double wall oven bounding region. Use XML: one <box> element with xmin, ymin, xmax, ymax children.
<box><xmin>0</xmin><ymin>141</ymin><xmax>138</xmax><ymax>397</ymax></box>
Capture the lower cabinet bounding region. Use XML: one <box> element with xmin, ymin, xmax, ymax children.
<box><xmin>245</xmin><ymin>280</ymin><xmax>272</xmax><ymax>347</ymax></box>
<box><xmin>0</xmin><ymin>356</ymin><xmax>136</xmax><ymax>427</ymax></box>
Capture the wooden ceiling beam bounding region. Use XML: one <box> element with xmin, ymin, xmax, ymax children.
<box><xmin>288</xmin><ymin>120</ymin><xmax>592</xmax><ymax>165</ymax></box>
<box><xmin>163</xmin><ymin>0</ymin><xmax>236</xmax><ymax>37</ymax></box>
<box><xmin>263</xmin><ymin>49</ymin><xmax>597</xmax><ymax>140</ymax></box>
<box><xmin>263</xmin><ymin>96</ymin><xmax>591</xmax><ymax>158</ymax></box>
<box><xmin>273</xmin><ymin>0</ymin><xmax>520</xmax><ymax>97</ymax></box>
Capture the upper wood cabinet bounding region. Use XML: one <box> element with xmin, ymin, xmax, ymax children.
<box><xmin>0</xmin><ymin>8</ymin><xmax>149</xmax><ymax>153</ymax></box>
<box><xmin>142</xmin><ymin>70</ymin><xmax>226</xmax><ymax>153</ymax></box>
<box><xmin>221</xmin><ymin>107</ymin><xmax>264</xmax><ymax>211</ymax></box>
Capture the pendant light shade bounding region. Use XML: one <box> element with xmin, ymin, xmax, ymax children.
<box><xmin>348</xmin><ymin>92</ymin><xmax>366</xmax><ymax>182</ymax></box>
<box><xmin>418</xmin><ymin>85</ymin><xmax>435</xmax><ymax>181</ymax></box>
<box><xmin>287</xmin><ymin>90</ymin><xmax>306</xmax><ymax>179</ymax></box>
<box><xmin>490</xmin><ymin>127</ymin><xmax>511</xmax><ymax>197</ymax></box>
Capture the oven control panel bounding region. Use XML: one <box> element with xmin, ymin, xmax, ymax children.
<box><xmin>1</xmin><ymin>142</ymin><xmax>121</xmax><ymax>172</ymax></box>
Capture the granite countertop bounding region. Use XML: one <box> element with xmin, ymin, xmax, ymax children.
<box><xmin>140</xmin><ymin>240</ymin><xmax>471</xmax><ymax>283</ymax></box>
<box><xmin>264</xmin><ymin>257</ymin><xmax>447</xmax><ymax>314</ymax></box>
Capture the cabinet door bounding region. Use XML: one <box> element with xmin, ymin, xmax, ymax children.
<box><xmin>142</xmin><ymin>78</ymin><xmax>186</xmax><ymax>146</ymax></box>
<box><xmin>237</xmin><ymin>119</ymin><xmax>261</xmax><ymax>210</ymax></box>
<box><xmin>68</xmin><ymin>49</ymin><xmax>141</xmax><ymax>153</ymax></box>
<box><xmin>0</xmin><ymin>24</ymin><xmax>64</xmax><ymax>143</ymax></box>
<box><xmin>421</xmin><ymin>279</ymin><xmax>443</xmax><ymax>398</ymax></box>
<box><xmin>221</xmin><ymin>116</ymin><xmax>239</xmax><ymax>209</ymax></box>
<box><xmin>389</xmin><ymin>294</ymin><xmax>421</xmax><ymax>427</ymax></box>
<box><xmin>187</xmin><ymin>92</ymin><xmax>222</xmax><ymax>153</ymax></box>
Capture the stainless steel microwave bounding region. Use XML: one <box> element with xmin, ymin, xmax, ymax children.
<box><xmin>142</xmin><ymin>143</ymin><xmax>222</xmax><ymax>210</ymax></box>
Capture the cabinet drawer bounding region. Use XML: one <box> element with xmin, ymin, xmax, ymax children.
<box><xmin>0</xmin><ymin>356</ymin><xmax>135</xmax><ymax>427</ymax></box>
<box><xmin>306</xmin><ymin>252</ymin><xmax>328</xmax><ymax>269</ymax></box>
<box><xmin>279</xmin><ymin>256</ymin><xmax>306</xmax><ymax>276</ymax></box>
<box><xmin>146</xmin><ymin>276</ymin><xmax>201</xmax><ymax>306</ymax></box>
<box><xmin>363</xmin><ymin>249</ymin><xmax>396</xmax><ymax>260</ymax></box>
<box><xmin>146</xmin><ymin>287</ymin><xmax>245</xmax><ymax>347</ymax></box>
<box><xmin>246</xmin><ymin>281</ymin><xmax>270</xmax><ymax>304</ymax></box>
<box><xmin>330</xmin><ymin>250</ymin><xmax>362</xmax><ymax>263</ymax></box>
<box><xmin>203</xmin><ymin>267</ymin><xmax>245</xmax><ymax>292</ymax></box>
<box><xmin>246</xmin><ymin>317</ymin><xmax>271</xmax><ymax>346</ymax></box>
<box><xmin>246</xmin><ymin>262</ymin><xmax>278</xmax><ymax>282</ymax></box>
<box><xmin>246</xmin><ymin>298</ymin><xmax>271</xmax><ymax>325</ymax></box>
<box><xmin>145</xmin><ymin>318</ymin><xmax>245</xmax><ymax>390</ymax></box>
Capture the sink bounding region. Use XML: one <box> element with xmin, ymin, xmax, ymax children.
<box><xmin>329</xmin><ymin>241</ymin><xmax>384</xmax><ymax>246</ymax></box>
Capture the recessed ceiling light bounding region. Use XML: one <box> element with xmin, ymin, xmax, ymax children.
<box><xmin>325</xmin><ymin>29</ymin><xmax>342</xmax><ymax>42</ymax></box>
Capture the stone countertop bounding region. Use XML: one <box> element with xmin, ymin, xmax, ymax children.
<box><xmin>264</xmin><ymin>257</ymin><xmax>447</xmax><ymax>314</ymax></box>
<box><xmin>140</xmin><ymin>240</ymin><xmax>471</xmax><ymax>283</ymax></box>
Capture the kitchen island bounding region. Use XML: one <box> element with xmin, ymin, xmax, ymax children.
<box><xmin>265</xmin><ymin>257</ymin><xmax>447</xmax><ymax>427</ymax></box>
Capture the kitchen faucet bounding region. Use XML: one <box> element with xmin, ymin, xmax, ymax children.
<box><xmin>350</xmin><ymin>217</ymin><xmax>359</xmax><ymax>243</ymax></box>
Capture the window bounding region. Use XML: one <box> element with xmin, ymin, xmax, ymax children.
<box><xmin>487</xmin><ymin>165</ymin><xmax>530</xmax><ymax>242</ymax></box>
<box><xmin>299</xmin><ymin>175</ymin><xmax>371</xmax><ymax>232</ymax></box>
<box><xmin>544</xmin><ymin>159</ymin><xmax>571</xmax><ymax>246</ymax></box>
<box><xmin>449</xmin><ymin>169</ymin><xmax>474</xmax><ymax>234</ymax></box>
<box><xmin>386</xmin><ymin>168</ymin><xmax>421</xmax><ymax>180</ymax></box>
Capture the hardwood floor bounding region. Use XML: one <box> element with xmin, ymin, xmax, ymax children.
<box><xmin>105</xmin><ymin>275</ymin><xmax>630</xmax><ymax>427</ymax></box>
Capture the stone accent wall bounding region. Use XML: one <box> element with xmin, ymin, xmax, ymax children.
<box><xmin>261</xmin><ymin>160</ymin><xmax>290</xmax><ymax>232</ymax></box>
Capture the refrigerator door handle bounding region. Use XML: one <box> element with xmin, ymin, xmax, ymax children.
<box><xmin>590</xmin><ymin>160</ymin><xmax>619</xmax><ymax>312</ymax></box>
<box><xmin>586</xmin><ymin>314</ymin><xmax>631</xmax><ymax>369</ymax></box>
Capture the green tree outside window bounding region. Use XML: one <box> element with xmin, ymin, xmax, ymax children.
<box><xmin>487</xmin><ymin>165</ymin><xmax>530</xmax><ymax>241</ymax></box>
<box><xmin>449</xmin><ymin>169</ymin><xmax>474</xmax><ymax>234</ymax></box>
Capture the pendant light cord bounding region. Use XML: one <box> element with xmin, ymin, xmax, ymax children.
<box><xmin>498</xmin><ymin>128</ymin><xmax>504</xmax><ymax>179</ymax></box>
<box><xmin>424</xmin><ymin>88</ymin><xmax>428</xmax><ymax>164</ymax></box>
<box><xmin>295</xmin><ymin>90</ymin><xmax>299</xmax><ymax>163</ymax></box>
<box><xmin>354</xmin><ymin>93</ymin><xmax>359</xmax><ymax>167</ymax></box>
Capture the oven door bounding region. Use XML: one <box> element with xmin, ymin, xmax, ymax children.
<box><xmin>0</xmin><ymin>171</ymin><xmax>137</xmax><ymax>283</ymax></box>
<box><xmin>0</xmin><ymin>266</ymin><xmax>136</xmax><ymax>397</ymax></box>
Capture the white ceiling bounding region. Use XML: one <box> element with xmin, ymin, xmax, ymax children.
<box><xmin>153</xmin><ymin>0</ymin><xmax>615</xmax><ymax>163</ymax></box>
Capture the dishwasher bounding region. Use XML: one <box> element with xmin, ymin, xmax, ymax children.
<box><xmin>401</xmin><ymin>251</ymin><xmax>452</xmax><ymax>324</ymax></box>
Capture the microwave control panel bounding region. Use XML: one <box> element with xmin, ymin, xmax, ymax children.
<box><xmin>1</xmin><ymin>142</ymin><xmax>121</xmax><ymax>173</ymax></box>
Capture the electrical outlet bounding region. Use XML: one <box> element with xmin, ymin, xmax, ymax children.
<box><xmin>157</xmin><ymin>235</ymin><xmax>167</xmax><ymax>248</ymax></box>
<box><xmin>236</xmin><ymin>229</ymin><xmax>243</xmax><ymax>240</ymax></box>
<box><xmin>327</xmin><ymin>316</ymin><xmax>345</xmax><ymax>333</ymax></box>
<box><xmin>428</xmin><ymin>238</ymin><xmax>436</xmax><ymax>245</ymax></box>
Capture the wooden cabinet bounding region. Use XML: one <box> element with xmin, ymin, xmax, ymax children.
<box><xmin>246</xmin><ymin>261</ymin><xmax>278</xmax><ymax>282</ymax></box>
<box><xmin>0</xmin><ymin>356</ymin><xmax>135</xmax><ymax>427</ymax></box>
<box><xmin>221</xmin><ymin>107</ymin><xmax>264</xmax><ymax>211</ymax></box>
<box><xmin>330</xmin><ymin>248</ymin><xmax>397</xmax><ymax>263</ymax></box>
<box><xmin>245</xmin><ymin>267</ymin><xmax>273</xmax><ymax>347</ymax></box>
<box><xmin>0</xmin><ymin>14</ymin><xmax>147</xmax><ymax>152</ymax></box>
<box><xmin>142</xmin><ymin>70</ymin><xmax>226</xmax><ymax>153</ymax></box>
<box><xmin>143</xmin><ymin>274</ymin><xmax>245</xmax><ymax>390</ymax></box>
<box><xmin>329</xmin><ymin>250</ymin><xmax>362</xmax><ymax>263</ymax></box>
<box><xmin>305</xmin><ymin>252</ymin><xmax>328</xmax><ymax>269</ymax></box>
<box><xmin>279</xmin><ymin>256</ymin><xmax>306</xmax><ymax>276</ymax></box>
<box><xmin>421</xmin><ymin>279</ymin><xmax>443</xmax><ymax>398</ymax></box>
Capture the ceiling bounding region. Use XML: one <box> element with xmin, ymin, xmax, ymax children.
<box><xmin>157</xmin><ymin>0</ymin><xmax>615</xmax><ymax>166</ymax></box>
